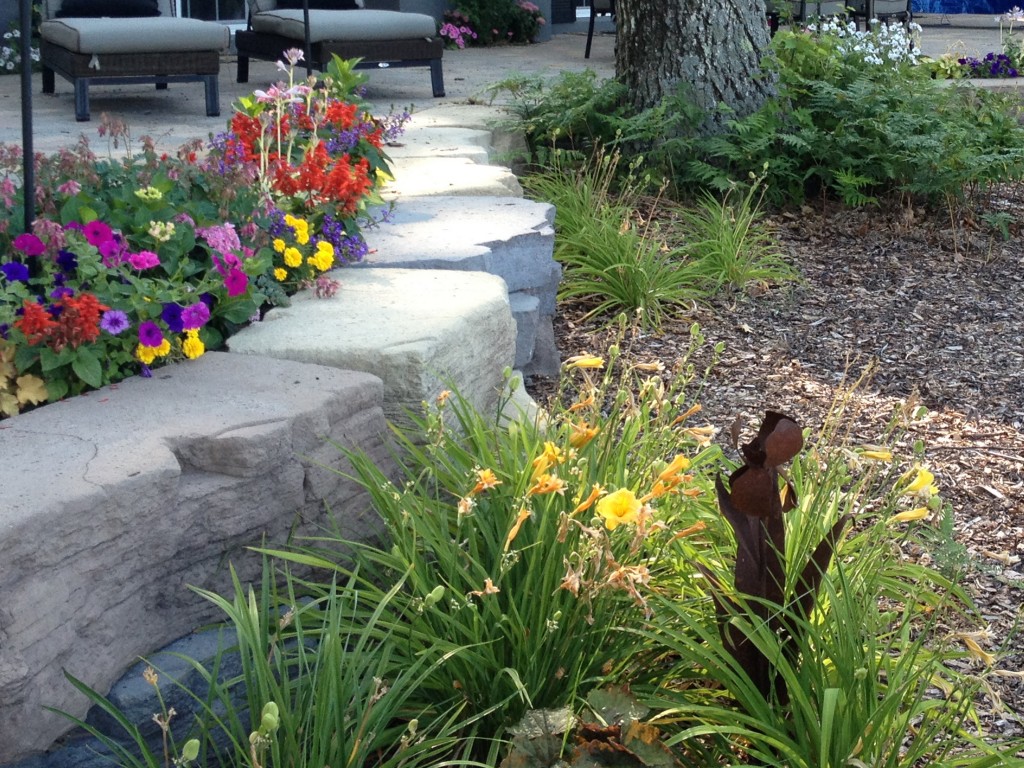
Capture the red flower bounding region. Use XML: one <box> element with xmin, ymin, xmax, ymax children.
<box><xmin>14</xmin><ymin>300</ymin><xmax>58</xmax><ymax>345</ymax></box>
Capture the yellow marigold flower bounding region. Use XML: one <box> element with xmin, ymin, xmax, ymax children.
<box><xmin>274</xmin><ymin>267</ymin><xmax>288</xmax><ymax>282</ymax></box>
<box><xmin>308</xmin><ymin>251</ymin><xmax>334</xmax><ymax>272</ymax></box>
<box><xmin>136</xmin><ymin>344</ymin><xmax>158</xmax><ymax>365</ymax></box>
<box><xmin>596</xmin><ymin>488</ymin><xmax>642</xmax><ymax>530</ymax></box>
<box><xmin>572</xmin><ymin>483</ymin><xmax>603</xmax><ymax>515</ymax></box>
<box><xmin>182</xmin><ymin>330</ymin><xmax>205</xmax><ymax>360</ymax></box>
<box><xmin>891</xmin><ymin>507</ymin><xmax>930</xmax><ymax>523</ymax></box>
<box><xmin>316</xmin><ymin>240</ymin><xmax>334</xmax><ymax>258</ymax></box>
<box><xmin>569</xmin><ymin>421</ymin><xmax>600</xmax><ymax>449</ymax></box>
<box><xmin>296</xmin><ymin>230</ymin><xmax>310</xmax><ymax>245</ymax></box>
<box><xmin>272</xmin><ymin>238</ymin><xmax>287</xmax><ymax>254</ymax></box>
<box><xmin>470</xmin><ymin>468</ymin><xmax>501</xmax><ymax>495</ymax></box>
<box><xmin>283</xmin><ymin>247</ymin><xmax>303</xmax><ymax>268</ymax></box>
<box><xmin>504</xmin><ymin>507</ymin><xmax>532</xmax><ymax>551</ymax></box>
<box><xmin>565</xmin><ymin>353</ymin><xmax>605</xmax><ymax>370</ymax></box>
<box><xmin>528</xmin><ymin>473</ymin><xmax>567</xmax><ymax>496</ymax></box>
<box><xmin>155</xmin><ymin>338</ymin><xmax>171</xmax><ymax>357</ymax></box>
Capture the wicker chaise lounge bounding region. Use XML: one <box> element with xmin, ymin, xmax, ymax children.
<box><xmin>235</xmin><ymin>0</ymin><xmax>444</xmax><ymax>97</ymax></box>
<box><xmin>38</xmin><ymin>0</ymin><xmax>230</xmax><ymax>121</ymax></box>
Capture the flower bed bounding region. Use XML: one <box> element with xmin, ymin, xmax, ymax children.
<box><xmin>0</xmin><ymin>53</ymin><xmax>407</xmax><ymax>418</ymax></box>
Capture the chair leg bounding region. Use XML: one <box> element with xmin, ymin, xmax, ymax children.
<box><xmin>430</xmin><ymin>59</ymin><xmax>445</xmax><ymax>97</ymax></box>
<box><xmin>42</xmin><ymin>65</ymin><xmax>55</xmax><ymax>94</ymax></box>
<box><xmin>204</xmin><ymin>74</ymin><xmax>220</xmax><ymax>116</ymax></box>
<box><xmin>237</xmin><ymin>55</ymin><xmax>250</xmax><ymax>83</ymax></box>
<box><xmin>156</xmin><ymin>81</ymin><xmax>168</xmax><ymax>90</ymax></box>
<box><xmin>585</xmin><ymin>3</ymin><xmax>596</xmax><ymax>58</ymax></box>
<box><xmin>74</xmin><ymin>78</ymin><xmax>90</xmax><ymax>122</ymax></box>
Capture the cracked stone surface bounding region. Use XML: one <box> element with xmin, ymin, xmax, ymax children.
<box><xmin>0</xmin><ymin>353</ymin><xmax>389</xmax><ymax>761</ymax></box>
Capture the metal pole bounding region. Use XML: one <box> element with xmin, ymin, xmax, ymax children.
<box><xmin>20</xmin><ymin>0</ymin><xmax>35</xmax><ymax>233</ymax></box>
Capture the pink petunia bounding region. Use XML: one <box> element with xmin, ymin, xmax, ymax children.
<box><xmin>128</xmin><ymin>250</ymin><xmax>161</xmax><ymax>270</ymax></box>
<box><xmin>83</xmin><ymin>220</ymin><xmax>114</xmax><ymax>246</ymax></box>
<box><xmin>13</xmin><ymin>233</ymin><xmax>45</xmax><ymax>256</ymax></box>
<box><xmin>224</xmin><ymin>267</ymin><xmax>248</xmax><ymax>297</ymax></box>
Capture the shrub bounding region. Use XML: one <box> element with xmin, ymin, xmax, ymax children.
<box><xmin>444</xmin><ymin>0</ymin><xmax>544</xmax><ymax>45</ymax></box>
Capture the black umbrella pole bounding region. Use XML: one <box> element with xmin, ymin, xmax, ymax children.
<box><xmin>20</xmin><ymin>0</ymin><xmax>35</xmax><ymax>233</ymax></box>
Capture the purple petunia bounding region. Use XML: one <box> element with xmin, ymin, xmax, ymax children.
<box><xmin>100</xmin><ymin>310</ymin><xmax>130</xmax><ymax>335</ymax></box>
<box><xmin>161</xmin><ymin>303</ymin><xmax>185</xmax><ymax>333</ymax></box>
<box><xmin>13</xmin><ymin>233</ymin><xmax>45</xmax><ymax>256</ymax></box>
<box><xmin>1</xmin><ymin>262</ymin><xmax>30</xmax><ymax>282</ymax></box>
<box><xmin>50</xmin><ymin>286</ymin><xmax>74</xmax><ymax>300</ymax></box>
<box><xmin>180</xmin><ymin>301</ymin><xmax>211</xmax><ymax>331</ymax></box>
<box><xmin>56</xmin><ymin>249</ymin><xmax>78</xmax><ymax>273</ymax></box>
<box><xmin>138</xmin><ymin>320</ymin><xmax>164</xmax><ymax>347</ymax></box>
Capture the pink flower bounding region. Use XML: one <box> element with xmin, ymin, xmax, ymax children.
<box><xmin>128</xmin><ymin>250</ymin><xmax>160</xmax><ymax>270</ymax></box>
<box><xmin>83</xmin><ymin>220</ymin><xmax>114</xmax><ymax>246</ymax></box>
<box><xmin>13</xmin><ymin>233</ymin><xmax>45</xmax><ymax>256</ymax></box>
<box><xmin>224</xmin><ymin>267</ymin><xmax>248</xmax><ymax>297</ymax></box>
<box><xmin>58</xmin><ymin>180</ymin><xmax>82</xmax><ymax>196</ymax></box>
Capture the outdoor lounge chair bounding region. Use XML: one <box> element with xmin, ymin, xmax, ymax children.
<box><xmin>584</xmin><ymin>0</ymin><xmax>613</xmax><ymax>59</ymax></box>
<box><xmin>38</xmin><ymin>0</ymin><xmax>230</xmax><ymax>122</ymax></box>
<box><xmin>235</xmin><ymin>0</ymin><xmax>445</xmax><ymax>97</ymax></box>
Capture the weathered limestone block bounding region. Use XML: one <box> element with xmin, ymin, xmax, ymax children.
<box><xmin>227</xmin><ymin>268</ymin><xmax>517</xmax><ymax>423</ymax></box>
<box><xmin>0</xmin><ymin>354</ymin><xmax>388</xmax><ymax>762</ymax></box>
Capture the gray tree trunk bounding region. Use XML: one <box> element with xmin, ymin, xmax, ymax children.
<box><xmin>615</xmin><ymin>0</ymin><xmax>777</xmax><ymax>132</ymax></box>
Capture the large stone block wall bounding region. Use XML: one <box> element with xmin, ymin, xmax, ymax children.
<box><xmin>0</xmin><ymin>354</ymin><xmax>391</xmax><ymax>762</ymax></box>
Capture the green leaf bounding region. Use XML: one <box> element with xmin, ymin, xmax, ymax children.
<box><xmin>71</xmin><ymin>349</ymin><xmax>103</xmax><ymax>389</ymax></box>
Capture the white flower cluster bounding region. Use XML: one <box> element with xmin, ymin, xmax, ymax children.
<box><xmin>0</xmin><ymin>28</ymin><xmax>40</xmax><ymax>73</ymax></box>
<box><xmin>809</xmin><ymin>17</ymin><xmax>921</xmax><ymax>68</ymax></box>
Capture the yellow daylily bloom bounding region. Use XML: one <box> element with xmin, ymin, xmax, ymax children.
<box><xmin>567</xmin><ymin>389</ymin><xmax>596</xmax><ymax>413</ymax></box>
<box><xmin>530</xmin><ymin>441</ymin><xmax>566</xmax><ymax>482</ymax></box>
<box><xmin>861</xmin><ymin>449</ymin><xmax>893</xmax><ymax>462</ymax></box>
<box><xmin>569</xmin><ymin>421</ymin><xmax>600</xmax><ymax>449</ymax></box>
<box><xmin>658</xmin><ymin>454</ymin><xmax>691</xmax><ymax>482</ymax></box>
<box><xmin>596</xmin><ymin>488</ymin><xmax>642</xmax><ymax>530</ymax></box>
<box><xmin>900</xmin><ymin>465</ymin><xmax>938</xmax><ymax>497</ymax></box>
<box><xmin>891</xmin><ymin>507</ymin><xmax>930</xmax><ymax>523</ymax></box>
<box><xmin>565</xmin><ymin>353</ymin><xmax>605</xmax><ymax>370</ymax></box>
<box><xmin>669</xmin><ymin>520</ymin><xmax>707</xmax><ymax>542</ymax></box>
<box><xmin>959</xmin><ymin>635</ymin><xmax>996</xmax><ymax>666</ymax></box>
<box><xmin>670</xmin><ymin>403</ymin><xmax>702</xmax><ymax>427</ymax></box>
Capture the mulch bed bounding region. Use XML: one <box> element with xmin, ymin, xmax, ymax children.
<box><xmin>526</xmin><ymin>195</ymin><xmax>1024</xmax><ymax>745</ymax></box>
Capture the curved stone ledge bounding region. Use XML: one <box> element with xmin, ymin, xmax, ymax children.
<box><xmin>0</xmin><ymin>354</ymin><xmax>389</xmax><ymax>761</ymax></box>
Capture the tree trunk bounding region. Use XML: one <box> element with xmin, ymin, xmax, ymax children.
<box><xmin>615</xmin><ymin>0</ymin><xmax>777</xmax><ymax>133</ymax></box>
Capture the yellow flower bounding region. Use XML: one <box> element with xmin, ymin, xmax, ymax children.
<box><xmin>470</xmin><ymin>468</ymin><xmax>501</xmax><ymax>495</ymax></box>
<box><xmin>670</xmin><ymin>403</ymin><xmax>703</xmax><ymax>427</ymax></box>
<box><xmin>567</xmin><ymin>389</ymin><xmax>596</xmax><ymax>413</ymax></box>
<box><xmin>136</xmin><ymin>344</ymin><xmax>158</xmax><ymax>365</ymax></box>
<box><xmin>316</xmin><ymin>240</ymin><xmax>334</xmax><ymax>258</ymax></box>
<box><xmin>274</xmin><ymin>267</ymin><xmax>288</xmax><ymax>282</ymax></box>
<box><xmin>959</xmin><ymin>635</ymin><xmax>996</xmax><ymax>666</ymax></box>
<box><xmin>891</xmin><ymin>507</ymin><xmax>929</xmax><ymax>523</ymax></box>
<box><xmin>182</xmin><ymin>330</ymin><xmax>205</xmax><ymax>360</ymax></box>
<box><xmin>308</xmin><ymin>250</ymin><xmax>334</xmax><ymax>272</ymax></box>
<box><xmin>658</xmin><ymin>454</ymin><xmax>691</xmax><ymax>482</ymax></box>
<box><xmin>272</xmin><ymin>238</ymin><xmax>286</xmax><ymax>254</ymax></box>
<box><xmin>596</xmin><ymin>488</ymin><xmax>642</xmax><ymax>530</ymax></box>
<box><xmin>283</xmin><ymin>247</ymin><xmax>303</xmax><ymax>268</ymax></box>
<box><xmin>861</xmin><ymin>448</ymin><xmax>893</xmax><ymax>462</ymax></box>
<box><xmin>565</xmin><ymin>353</ymin><xmax>605</xmax><ymax>370</ymax></box>
<box><xmin>155</xmin><ymin>338</ymin><xmax>171</xmax><ymax>357</ymax></box>
<box><xmin>530</xmin><ymin>441</ymin><xmax>566</xmax><ymax>480</ymax></box>
<box><xmin>900</xmin><ymin>465</ymin><xmax>938</xmax><ymax>498</ymax></box>
<box><xmin>296</xmin><ymin>230</ymin><xmax>310</xmax><ymax>245</ymax></box>
<box><xmin>528</xmin><ymin>473</ymin><xmax>567</xmax><ymax>496</ymax></box>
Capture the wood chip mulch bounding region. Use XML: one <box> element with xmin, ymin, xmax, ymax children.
<box><xmin>525</xmin><ymin>194</ymin><xmax>1024</xmax><ymax>747</ymax></box>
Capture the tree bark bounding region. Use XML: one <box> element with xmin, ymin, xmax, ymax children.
<box><xmin>614</xmin><ymin>0</ymin><xmax>777</xmax><ymax>132</ymax></box>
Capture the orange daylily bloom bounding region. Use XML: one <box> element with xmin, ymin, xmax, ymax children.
<box><xmin>470</xmin><ymin>468</ymin><xmax>502</xmax><ymax>495</ymax></box>
<box><xmin>568</xmin><ymin>389</ymin><xmax>596</xmax><ymax>413</ymax></box>
<box><xmin>529</xmin><ymin>473</ymin><xmax>567</xmax><ymax>496</ymax></box>
<box><xmin>572</xmin><ymin>483</ymin><xmax>604</xmax><ymax>515</ymax></box>
<box><xmin>670</xmin><ymin>403</ymin><xmax>702</xmax><ymax>426</ymax></box>
<box><xmin>658</xmin><ymin>454</ymin><xmax>691</xmax><ymax>482</ymax></box>
<box><xmin>569</xmin><ymin>421</ymin><xmax>600</xmax><ymax>449</ymax></box>
<box><xmin>504</xmin><ymin>507</ymin><xmax>533</xmax><ymax>552</ymax></box>
<box><xmin>669</xmin><ymin>520</ymin><xmax>707</xmax><ymax>542</ymax></box>
<box><xmin>468</xmin><ymin>578</ymin><xmax>501</xmax><ymax>597</ymax></box>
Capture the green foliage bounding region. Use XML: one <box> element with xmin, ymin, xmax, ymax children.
<box><xmin>523</xmin><ymin>151</ymin><xmax>703</xmax><ymax>331</ymax></box>
<box><xmin>446</xmin><ymin>0</ymin><xmax>544</xmax><ymax>45</ymax></box>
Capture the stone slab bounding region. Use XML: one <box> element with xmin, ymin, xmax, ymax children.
<box><xmin>226</xmin><ymin>268</ymin><xmax>516</xmax><ymax>422</ymax></box>
<box><xmin>385</xmin><ymin>126</ymin><xmax>493</xmax><ymax>164</ymax></box>
<box><xmin>0</xmin><ymin>354</ymin><xmax>388</xmax><ymax>762</ymax></box>
<box><xmin>382</xmin><ymin>157</ymin><xmax>522</xmax><ymax>198</ymax></box>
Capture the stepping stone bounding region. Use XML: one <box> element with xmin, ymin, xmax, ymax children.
<box><xmin>383</xmin><ymin>157</ymin><xmax>522</xmax><ymax>198</ymax></box>
<box><xmin>227</xmin><ymin>268</ymin><xmax>516</xmax><ymax>422</ymax></box>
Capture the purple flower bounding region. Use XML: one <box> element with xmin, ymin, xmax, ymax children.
<box><xmin>13</xmin><ymin>233</ymin><xmax>45</xmax><ymax>256</ymax></box>
<box><xmin>99</xmin><ymin>238</ymin><xmax>127</xmax><ymax>266</ymax></box>
<box><xmin>224</xmin><ymin>267</ymin><xmax>249</xmax><ymax>297</ymax></box>
<box><xmin>56</xmin><ymin>250</ymin><xmax>78</xmax><ymax>273</ymax></box>
<box><xmin>161</xmin><ymin>303</ymin><xmax>185</xmax><ymax>333</ymax></box>
<box><xmin>83</xmin><ymin>220</ymin><xmax>114</xmax><ymax>246</ymax></box>
<box><xmin>180</xmin><ymin>301</ymin><xmax>211</xmax><ymax>331</ymax></box>
<box><xmin>128</xmin><ymin>250</ymin><xmax>160</xmax><ymax>270</ymax></box>
<box><xmin>1</xmin><ymin>262</ymin><xmax>29</xmax><ymax>282</ymax></box>
<box><xmin>140</xmin><ymin>363</ymin><xmax>153</xmax><ymax>378</ymax></box>
<box><xmin>50</xmin><ymin>286</ymin><xmax>74</xmax><ymax>300</ymax></box>
<box><xmin>100</xmin><ymin>310</ymin><xmax>130</xmax><ymax>335</ymax></box>
<box><xmin>138</xmin><ymin>320</ymin><xmax>164</xmax><ymax>347</ymax></box>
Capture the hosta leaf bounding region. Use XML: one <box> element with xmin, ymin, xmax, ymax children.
<box><xmin>586</xmin><ymin>687</ymin><xmax>650</xmax><ymax>725</ymax></box>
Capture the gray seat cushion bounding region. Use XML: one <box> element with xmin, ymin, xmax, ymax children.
<box><xmin>250</xmin><ymin>9</ymin><xmax>436</xmax><ymax>43</ymax></box>
<box><xmin>40</xmin><ymin>16</ymin><xmax>230</xmax><ymax>53</ymax></box>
